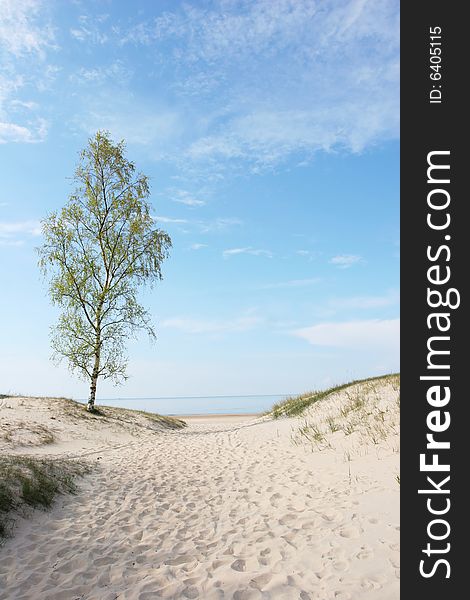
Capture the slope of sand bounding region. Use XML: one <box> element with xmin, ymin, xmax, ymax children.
<box><xmin>0</xmin><ymin>395</ymin><xmax>185</xmax><ymax>458</ymax></box>
<box><xmin>0</xmin><ymin>380</ymin><xmax>399</xmax><ymax>600</ymax></box>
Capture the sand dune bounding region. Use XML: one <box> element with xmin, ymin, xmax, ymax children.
<box><xmin>0</xmin><ymin>379</ymin><xmax>399</xmax><ymax>599</ymax></box>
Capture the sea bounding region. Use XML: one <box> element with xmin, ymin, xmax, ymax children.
<box><xmin>79</xmin><ymin>394</ymin><xmax>291</xmax><ymax>416</ymax></box>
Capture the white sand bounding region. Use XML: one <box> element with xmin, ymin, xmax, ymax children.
<box><xmin>0</xmin><ymin>380</ymin><xmax>399</xmax><ymax>600</ymax></box>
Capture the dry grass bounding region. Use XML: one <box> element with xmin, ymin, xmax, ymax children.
<box><xmin>0</xmin><ymin>455</ymin><xmax>90</xmax><ymax>540</ymax></box>
<box><xmin>2</xmin><ymin>422</ymin><xmax>56</xmax><ymax>447</ymax></box>
<box><xmin>57</xmin><ymin>398</ymin><xmax>187</xmax><ymax>431</ymax></box>
<box><xmin>270</xmin><ymin>373</ymin><xmax>398</xmax><ymax>419</ymax></box>
<box><xmin>1</xmin><ymin>396</ymin><xmax>186</xmax><ymax>451</ymax></box>
<box><xmin>289</xmin><ymin>374</ymin><xmax>400</xmax><ymax>452</ymax></box>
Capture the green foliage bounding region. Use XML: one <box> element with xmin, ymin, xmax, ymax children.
<box><xmin>37</xmin><ymin>131</ymin><xmax>171</xmax><ymax>402</ymax></box>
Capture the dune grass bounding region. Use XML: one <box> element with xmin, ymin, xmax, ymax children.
<box><xmin>270</xmin><ymin>373</ymin><xmax>399</xmax><ymax>419</ymax></box>
<box><xmin>2</xmin><ymin>423</ymin><xmax>56</xmax><ymax>447</ymax></box>
<box><xmin>289</xmin><ymin>374</ymin><xmax>400</xmax><ymax>452</ymax></box>
<box><xmin>0</xmin><ymin>456</ymin><xmax>90</xmax><ymax>540</ymax></box>
<box><xmin>57</xmin><ymin>397</ymin><xmax>187</xmax><ymax>430</ymax></box>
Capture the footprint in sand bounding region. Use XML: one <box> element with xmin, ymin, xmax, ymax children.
<box><xmin>334</xmin><ymin>591</ymin><xmax>351</xmax><ymax>599</ymax></box>
<box><xmin>249</xmin><ymin>572</ymin><xmax>272</xmax><ymax>590</ymax></box>
<box><xmin>182</xmin><ymin>586</ymin><xmax>199</xmax><ymax>598</ymax></box>
<box><xmin>279</xmin><ymin>513</ymin><xmax>296</xmax><ymax>526</ymax></box>
<box><xmin>165</xmin><ymin>554</ymin><xmax>194</xmax><ymax>566</ymax></box>
<box><xmin>361</xmin><ymin>576</ymin><xmax>385</xmax><ymax>590</ymax></box>
<box><xmin>281</xmin><ymin>532</ymin><xmax>297</xmax><ymax>549</ymax></box>
<box><xmin>321</xmin><ymin>511</ymin><xmax>339</xmax><ymax>523</ymax></box>
<box><xmin>389</xmin><ymin>553</ymin><xmax>400</xmax><ymax>568</ymax></box>
<box><xmin>333</xmin><ymin>560</ymin><xmax>349</xmax><ymax>572</ymax></box>
<box><xmin>338</xmin><ymin>526</ymin><xmax>361</xmax><ymax>539</ymax></box>
<box><xmin>231</xmin><ymin>559</ymin><xmax>246</xmax><ymax>572</ymax></box>
<box><xmin>356</xmin><ymin>548</ymin><xmax>373</xmax><ymax>560</ymax></box>
<box><xmin>233</xmin><ymin>590</ymin><xmax>259</xmax><ymax>600</ymax></box>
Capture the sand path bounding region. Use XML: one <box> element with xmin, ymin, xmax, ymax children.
<box><xmin>0</xmin><ymin>417</ymin><xmax>399</xmax><ymax>600</ymax></box>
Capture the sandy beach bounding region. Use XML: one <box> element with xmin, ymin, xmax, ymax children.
<box><xmin>0</xmin><ymin>378</ymin><xmax>399</xmax><ymax>599</ymax></box>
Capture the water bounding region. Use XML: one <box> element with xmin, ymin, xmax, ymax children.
<box><xmin>80</xmin><ymin>394</ymin><xmax>290</xmax><ymax>416</ymax></box>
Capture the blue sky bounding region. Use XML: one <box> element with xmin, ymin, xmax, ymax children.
<box><xmin>0</xmin><ymin>0</ymin><xmax>399</xmax><ymax>400</ymax></box>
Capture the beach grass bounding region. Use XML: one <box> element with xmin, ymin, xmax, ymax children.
<box><xmin>269</xmin><ymin>373</ymin><xmax>400</xmax><ymax>419</ymax></box>
<box><xmin>57</xmin><ymin>397</ymin><xmax>187</xmax><ymax>429</ymax></box>
<box><xmin>0</xmin><ymin>456</ymin><xmax>90</xmax><ymax>540</ymax></box>
<box><xmin>285</xmin><ymin>374</ymin><xmax>400</xmax><ymax>452</ymax></box>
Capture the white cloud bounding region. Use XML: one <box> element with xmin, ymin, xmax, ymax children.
<box><xmin>331</xmin><ymin>290</ymin><xmax>399</xmax><ymax>309</ymax></box>
<box><xmin>0</xmin><ymin>239</ymin><xmax>24</xmax><ymax>247</ymax></box>
<box><xmin>329</xmin><ymin>254</ymin><xmax>362</xmax><ymax>268</ymax></box>
<box><xmin>176</xmin><ymin>198</ymin><xmax>205</xmax><ymax>207</ymax></box>
<box><xmin>154</xmin><ymin>215</ymin><xmax>189</xmax><ymax>224</ymax></box>
<box><xmin>223</xmin><ymin>247</ymin><xmax>272</xmax><ymax>259</ymax></box>
<box><xmin>161</xmin><ymin>315</ymin><xmax>262</xmax><ymax>335</ymax></box>
<box><xmin>79</xmin><ymin>102</ymin><xmax>182</xmax><ymax>147</ymax></box>
<box><xmin>171</xmin><ymin>189</ymin><xmax>206</xmax><ymax>207</ymax></box>
<box><xmin>0</xmin><ymin>219</ymin><xmax>42</xmax><ymax>246</ymax></box>
<box><xmin>70</xmin><ymin>14</ymin><xmax>109</xmax><ymax>45</ymax></box>
<box><xmin>120</xmin><ymin>0</ymin><xmax>399</xmax><ymax>168</ymax></box>
<box><xmin>153</xmin><ymin>215</ymin><xmax>242</xmax><ymax>234</ymax></box>
<box><xmin>0</xmin><ymin>0</ymin><xmax>53</xmax><ymax>57</ymax></box>
<box><xmin>295</xmin><ymin>249</ymin><xmax>318</xmax><ymax>261</ymax></box>
<box><xmin>69</xmin><ymin>61</ymin><xmax>132</xmax><ymax>87</ymax></box>
<box><xmin>260</xmin><ymin>278</ymin><xmax>321</xmax><ymax>289</ymax></box>
<box><xmin>9</xmin><ymin>99</ymin><xmax>38</xmax><ymax>110</ymax></box>
<box><xmin>293</xmin><ymin>318</ymin><xmax>399</xmax><ymax>351</ymax></box>
<box><xmin>0</xmin><ymin>1</ymin><xmax>53</xmax><ymax>144</ymax></box>
<box><xmin>200</xmin><ymin>218</ymin><xmax>242</xmax><ymax>233</ymax></box>
<box><xmin>0</xmin><ymin>119</ymin><xmax>47</xmax><ymax>144</ymax></box>
<box><xmin>190</xmin><ymin>243</ymin><xmax>207</xmax><ymax>250</ymax></box>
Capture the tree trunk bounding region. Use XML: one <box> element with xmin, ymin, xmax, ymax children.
<box><xmin>87</xmin><ymin>341</ymin><xmax>101</xmax><ymax>412</ymax></box>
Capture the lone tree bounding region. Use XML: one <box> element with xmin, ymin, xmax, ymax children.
<box><xmin>38</xmin><ymin>131</ymin><xmax>171</xmax><ymax>412</ymax></box>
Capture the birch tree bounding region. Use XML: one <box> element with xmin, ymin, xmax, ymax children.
<box><xmin>38</xmin><ymin>131</ymin><xmax>171</xmax><ymax>411</ymax></box>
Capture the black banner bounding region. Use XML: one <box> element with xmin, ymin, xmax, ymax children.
<box><xmin>401</xmin><ymin>3</ymin><xmax>467</xmax><ymax>596</ymax></box>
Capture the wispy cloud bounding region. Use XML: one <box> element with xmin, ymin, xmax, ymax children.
<box><xmin>330</xmin><ymin>290</ymin><xmax>399</xmax><ymax>310</ymax></box>
<box><xmin>154</xmin><ymin>215</ymin><xmax>189</xmax><ymax>225</ymax></box>
<box><xmin>117</xmin><ymin>0</ymin><xmax>398</xmax><ymax>168</ymax></box>
<box><xmin>70</xmin><ymin>14</ymin><xmax>109</xmax><ymax>45</ymax></box>
<box><xmin>296</xmin><ymin>249</ymin><xmax>318</xmax><ymax>261</ymax></box>
<box><xmin>154</xmin><ymin>215</ymin><xmax>242</xmax><ymax>234</ymax></box>
<box><xmin>0</xmin><ymin>119</ymin><xmax>48</xmax><ymax>144</ymax></box>
<box><xmin>0</xmin><ymin>219</ymin><xmax>42</xmax><ymax>246</ymax></box>
<box><xmin>190</xmin><ymin>243</ymin><xmax>208</xmax><ymax>251</ymax></box>
<box><xmin>260</xmin><ymin>278</ymin><xmax>321</xmax><ymax>290</ymax></box>
<box><xmin>329</xmin><ymin>254</ymin><xmax>362</xmax><ymax>269</ymax></box>
<box><xmin>223</xmin><ymin>247</ymin><xmax>272</xmax><ymax>259</ymax></box>
<box><xmin>0</xmin><ymin>0</ymin><xmax>54</xmax><ymax>143</ymax></box>
<box><xmin>68</xmin><ymin>60</ymin><xmax>132</xmax><ymax>87</ymax></box>
<box><xmin>293</xmin><ymin>318</ymin><xmax>399</xmax><ymax>350</ymax></box>
<box><xmin>161</xmin><ymin>315</ymin><xmax>262</xmax><ymax>335</ymax></box>
<box><xmin>0</xmin><ymin>0</ymin><xmax>54</xmax><ymax>57</ymax></box>
<box><xmin>0</xmin><ymin>239</ymin><xmax>24</xmax><ymax>247</ymax></box>
<box><xmin>78</xmin><ymin>99</ymin><xmax>182</xmax><ymax>147</ymax></box>
<box><xmin>200</xmin><ymin>218</ymin><xmax>243</xmax><ymax>233</ymax></box>
<box><xmin>170</xmin><ymin>189</ymin><xmax>206</xmax><ymax>207</ymax></box>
